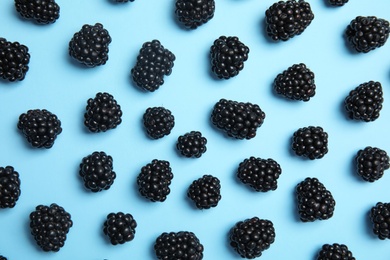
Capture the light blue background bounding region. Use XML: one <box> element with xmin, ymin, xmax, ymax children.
<box><xmin>0</xmin><ymin>0</ymin><xmax>389</xmax><ymax>259</ymax></box>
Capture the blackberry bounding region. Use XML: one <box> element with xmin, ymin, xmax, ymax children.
<box><xmin>265</xmin><ymin>0</ymin><xmax>314</xmax><ymax>41</ymax></box>
<box><xmin>69</xmin><ymin>23</ymin><xmax>112</xmax><ymax>67</ymax></box>
<box><xmin>29</xmin><ymin>203</ymin><xmax>73</xmax><ymax>252</ymax></box>
<box><xmin>0</xmin><ymin>256</ymin><xmax>6</xmax><ymax>260</ymax></box>
<box><xmin>370</xmin><ymin>202</ymin><xmax>390</xmax><ymax>240</ymax></box>
<box><xmin>274</xmin><ymin>63</ymin><xmax>316</xmax><ymax>101</ymax></box>
<box><xmin>143</xmin><ymin>107</ymin><xmax>175</xmax><ymax>139</ymax></box>
<box><xmin>15</xmin><ymin>0</ymin><xmax>60</xmax><ymax>24</ymax></box>
<box><xmin>211</xmin><ymin>99</ymin><xmax>266</xmax><ymax>140</ymax></box>
<box><xmin>137</xmin><ymin>159</ymin><xmax>173</xmax><ymax>202</ymax></box>
<box><xmin>17</xmin><ymin>109</ymin><xmax>62</xmax><ymax>148</ymax></box>
<box><xmin>187</xmin><ymin>174</ymin><xmax>221</xmax><ymax>209</ymax></box>
<box><xmin>175</xmin><ymin>0</ymin><xmax>215</xmax><ymax>29</ymax></box>
<box><xmin>296</xmin><ymin>177</ymin><xmax>336</xmax><ymax>222</ymax></box>
<box><xmin>79</xmin><ymin>151</ymin><xmax>116</xmax><ymax>192</ymax></box>
<box><xmin>131</xmin><ymin>40</ymin><xmax>175</xmax><ymax>92</ymax></box>
<box><xmin>355</xmin><ymin>146</ymin><xmax>389</xmax><ymax>182</ymax></box>
<box><xmin>0</xmin><ymin>166</ymin><xmax>21</xmax><ymax>208</ymax></box>
<box><xmin>176</xmin><ymin>131</ymin><xmax>207</xmax><ymax>158</ymax></box>
<box><xmin>344</xmin><ymin>81</ymin><xmax>383</xmax><ymax>122</ymax></box>
<box><xmin>0</xmin><ymin>37</ymin><xmax>30</xmax><ymax>82</ymax></box>
<box><xmin>328</xmin><ymin>0</ymin><xmax>348</xmax><ymax>6</ymax></box>
<box><xmin>154</xmin><ymin>231</ymin><xmax>204</xmax><ymax>260</ymax></box>
<box><xmin>103</xmin><ymin>212</ymin><xmax>137</xmax><ymax>245</ymax></box>
<box><xmin>346</xmin><ymin>16</ymin><xmax>390</xmax><ymax>53</ymax></box>
<box><xmin>84</xmin><ymin>92</ymin><xmax>122</xmax><ymax>133</ymax></box>
<box><xmin>292</xmin><ymin>126</ymin><xmax>328</xmax><ymax>160</ymax></box>
<box><xmin>317</xmin><ymin>243</ymin><xmax>355</xmax><ymax>260</ymax></box>
<box><xmin>210</xmin><ymin>36</ymin><xmax>249</xmax><ymax>79</ymax></box>
<box><xmin>237</xmin><ymin>157</ymin><xmax>282</xmax><ymax>192</ymax></box>
<box><xmin>229</xmin><ymin>217</ymin><xmax>275</xmax><ymax>259</ymax></box>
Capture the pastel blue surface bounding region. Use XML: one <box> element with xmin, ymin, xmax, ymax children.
<box><xmin>1</xmin><ymin>0</ymin><xmax>390</xmax><ymax>259</ymax></box>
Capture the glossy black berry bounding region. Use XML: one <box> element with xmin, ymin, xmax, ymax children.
<box><xmin>29</xmin><ymin>203</ymin><xmax>73</xmax><ymax>252</ymax></box>
<box><xmin>17</xmin><ymin>109</ymin><xmax>62</xmax><ymax>148</ymax></box>
<box><xmin>370</xmin><ymin>202</ymin><xmax>390</xmax><ymax>240</ymax></box>
<box><xmin>187</xmin><ymin>175</ymin><xmax>221</xmax><ymax>209</ymax></box>
<box><xmin>292</xmin><ymin>126</ymin><xmax>328</xmax><ymax>160</ymax></box>
<box><xmin>0</xmin><ymin>256</ymin><xmax>7</xmax><ymax>260</ymax></box>
<box><xmin>317</xmin><ymin>243</ymin><xmax>355</xmax><ymax>260</ymax></box>
<box><xmin>79</xmin><ymin>151</ymin><xmax>116</xmax><ymax>192</ymax></box>
<box><xmin>131</xmin><ymin>40</ymin><xmax>175</xmax><ymax>92</ymax></box>
<box><xmin>137</xmin><ymin>159</ymin><xmax>173</xmax><ymax>202</ymax></box>
<box><xmin>0</xmin><ymin>166</ymin><xmax>21</xmax><ymax>208</ymax></box>
<box><xmin>177</xmin><ymin>131</ymin><xmax>207</xmax><ymax>158</ymax></box>
<box><xmin>0</xmin><ymin>37</ymin><xmax>30</xmax><ymax>82</ymax></box>
<box><xmin>355</xmin><ymin>146</ymin><xmax>389</xmax><ymax>182</ymax></box>
<box><xmin>175</xmin><ymin>0</ymin><xmax>215</xmax><ymax>29</ymax></box>
<box><xmin>143</xmin><ymin>107</ymin><xmax>175</xmax><ymax>139</ymax></box>
<box><xmin>328</xmin><ymin>0</ymin><xmax>348</xmax><ymax>6</ymax></box>
<box><xmin>15</xmin><ymin>0</ymin><xmax>60</xmax><ymax>24</ymax></box>
<box><xmin>103</xmin><ymin>212</ymin><xmax>137</xmax><ymax>245</ymax></box>
<box><xmin>229</xmin><ymin>217</ymin><xmax>275</xmax><ymax>259</ymax></box>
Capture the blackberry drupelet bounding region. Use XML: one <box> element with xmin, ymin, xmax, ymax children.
<box><xmin>211</xmin><ymin>99</ymin><xmax>266</xmax><ymax>140</ymax></box>
<box><xmin>0</xmin><ymin>37</ymin><xmax>30</xmax><ymax>81</ymax></box>
<box><xmin>296</xmin><ymin>177</ymin><xmax>336</xmax><ymax>222</ymax></box>
<box><xmin>177</xmin><ymin>131</ymin><xmax>207</xmax><ymax>158</ymax></box>
<box><xmin>103</xmin><ymin>212</ymin><xmax>137</xmax><ymax>245</ymax></box>
<box><xmin>17</xmin><ymin>109</ymin><xmax>62</xmax><ymax>148</ymax></box>
<box><xmin>15</xmin><ymin>0</ymin><xmax>60</xmax><ymax>24</ymax></box>
<box><xmin>328</xmin><ymin>0</ymin><xmax>348</xmax><ymax>6</ymax></box>
<box><xmin>0</xmin><ymin>166</ymin><xmax>21</xmax><ymax>208</ymax></box>
<box><xmin>69</xmin><ymin>23</ymin><xmax>112</xmax><ymax>67</ymax></box>
<box><xmin>355</xmin><ymin>146</ymin><xmax>389</xmax><ymax>182</ymax></box>
<box><xmin>229</xmin><ymin>217</ymin><xmax>275</xmax><ymax>259</ymax></box>
<box><xmin>137</xmin><ymin>159</ymin><xmax>173</xmax><ymax>202</ymax></box>
<box><xmin>292</xmin><ymin>126</ymin><xmax>328</xmax><ymax>160</ymax></box>
<box><xmin>131</xmin><ymin>40</ymin><xmax>175</xmax><ymax>92</ymax></box>
<box><xmin>175</xmin><ymin>0</ymin><xmax>215</xmax><ymax>29</ymax></box>
<box><xmin>154</xmin><ymin>231</ymin><xmax>204</xmax><ymax>260</ymax></box>
<box><xmin>30</xmin><ymin>203</ymin><xmax>73</xmax><ymax>252</ymax></box>
<box><xmin>265</xmin><ymin>0</ymin><xmax>314</xmax><ymax>41</ymax></box>
<box><xmin>237</xmin><ymin>157</ymin><xmax>282</xmax><ymax>192</ymax></box>
<box><xmin>274</xmin><ymin>63</ymin><xmax>316</xmax><ymax>101</ymax></box>
<box><xmin>317</xmin><ymin>243</ymin><xmax>355</xmax><ymax>260</ymax></box>
<box><xmin>370</xmin><ymin>202</ymin><xmax>390</xmax><ymax>240</ymax></box>
<box><xmin>143</xmin><ymin>107</ymin><xmax>175</xmax><ymax>139</ymax></box>
<box><xmin>210</xmin><ymin>36</ymin><xmax>249</xmax><ymax>79</ymax></box>
<box><xmin>84</xmin><ymin>92</ymin><xmax>122</xmax><ymax>133</ymax></box>
<box><xmin>344</xmin><ymin>81</ymin><xmax>383</xmax><ymax>122</ymax></box>
<box><xmin>79</xmin><ymin>151</ymin><xmax>116</xmax><ymax>192</ymax></box>
<box><xmin>187</xmin><ymin>174</ymin><xmax>221</xmax><ymax>209</ymax></box>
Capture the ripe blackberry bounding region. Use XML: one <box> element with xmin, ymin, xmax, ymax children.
<box><xmin>317</xmin><ymin>243</ymin><xmax>355</xmax><ymax>260</ymax></box>
<box><xmin>176</xmin><ymin>131</ymin><xmax>207</xmax><ymax>158</ymax></box>
<box><xmin>137</xmin><ymin>159</ymin><xmax>173</xmax><ymax>202</ymax></box>
<box><xmin>328</xmin><ymin>0</ymin><xmax>348</xmax><ymax>6</ymax></box>
<box><xmin>29</xmin><ymin>203</ymin><xmax>73</xmax><ymax>252</ymax></box>
<box><xmin>274</xmin><ymin>63</ymin><xmax>316</xmax><ymax>101</ymax></box>
<box><xmin>79</xmin><ymin>151</ymin><xmax>116</xmax><ymax>192</ymax></box>
<box><xmin>292</xmin><ymin>126</ymin><xmax>328</xmax><ymax>160</ymax></box>
<box><xmin>229</xmin><ymin>217</ymin><xmax>275</xmax><ymax>259</ymax></box>
<box><xmin>17</xmin><ymin>109</ymin><xmax>62</xmax><ymax>148</ymax></box>
<box><xmin>154</xmin><ymin>231</ymin><xmax>204</xmax><ymax>260</ymax></box>
<box><xmin>131</xmin><ymin>40</ymin><xmax>175</xmax><ymax>92</ymax></box>
<box><xmin>103</xmin><ymin>212</ymin><xmax>137</xmax><ymax>245</ymax></box>
<box><xmin>0</xmin><ymin>37</ymin><xmax>30</xmax><ymax>82</ymax></box>
<box><xmin>210</xmin><ymin>36</ymin><xmax>249</xmax><ymax>79</ymax></box>
<box><xmin>265</xmin><ymin>0</ymin><xmax>314</xmax><ymax>41</ymax></box>
<box><xmin>0</xmin><ymin>256</ymin><xmax>7</xmax><ymax>260</ymax></box>
<box><xmin>355</xmin><ymin>146</ymin><xmax>389</xmax><ymax>182</ymax></box>
<box><xmin>370</xmin><ymin>202</ymin><xmax>390</xmax><ymax>240</ymax></box>
<box><xmin>84</xmin><ymin>92</ymin><xmax>122</xmax><ymax>133</ymax></box>
<box><xmin>211</xmin><ymin>99</ymin><xmax>266</xmax><ymax>140</ymax></box>
<box><xmin>296</xmin><ymin>177</ymin><xmax>336</xmax><ymax>222</ymax></box>
<box><xmin>143</xmin><ymin>107</ymin><xmax>175</xmax><ymax>139</ymax></box>
<box><xmin>69</xmin><ymin>23</ymin><xmax>112</xmax><ymax>67</ymax></box>
<box><xmin>15</xmin><ymin>0</ymin><xmax>60</xmax><ymax>24</ymax></box>
<box><xmin>346</xmin><ymin>16</ymin><xmax>390</xmax><ymax>53</ymax></box>
<box><xmin>0</xmin><ymin>166</ymin><xmax>21</xmax><ymax>208</ymax></box>
<box><xmin>187</xmin><ymin>174</ymin><xmax>221</xmax><ymax>209</ymax></box>
<box><xmin>175</xmin><ymin>0</ymin><xmax>215</xmax><ymax>29</ymax></box>
<box><xmin>344</xmin><ymin>81</ymin><xmax>383</xmax><ymax>122</ymax></box>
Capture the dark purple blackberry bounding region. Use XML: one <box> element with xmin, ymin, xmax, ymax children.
<box><xmin>84</xmin><ymin>92</ymin><xmax>122</xmax><ymax>133</ymax></box>
<box><xmin>328</xmin><ymin>0</ymin><xmax>348</xmax><ymax>6</ymax></box>
<box><xmin>274</xmin><ymin>63</ymin><xmax>316</xmax><ymax>101</ymax></box>
<box><xmin>29</xmin><ymin>203</ymin><xmax>73</xmax><ymax>252</ymax></box>
<box><xmin>355</xmin><ymin>146</ymin><xmax>389</xmax><ymax>182</ymax></box>
<box><xmin>143</xmin><ymin>107</ymin><xmax>175</xmax><ymax>139</ymax></box>
<box><xmin>187</xmin><ymin>174</ymin><xmax>221</xmax><ymax>209</ymax></box>
<box><xmin>131</xmin><ymin>40</ymin><xmax>175</xmax><ymax>92</ymax></box>
<box><xmin>211</xmin><ymin>99</ymin><xmax>266</xmax><ymax>140</ymax></box>
<box><xmin>69</xmin><ymin>23</ymin><xmax>112</xmax><ymax>67</ymax></box>
<box><xmin>344</xmin><ymin>81</ymin><xmax>383</xmax><ymax>122</ymax></box>
<box><xmin>79</xmin><ymin>151</ymin><xmax>116</xmax><ymax>192</ymax></box>
<box><xmin>15</xmin><ymin>0</ymin><xmax>60</xmax><ymax>24</ymax></box>
<box><xmin>292</xmin><ymin>126</ymin><xmax>328</xmax><ymax>160</ymax></box>
<box><xmin>265</xmin><ymin>0</ymin><xmax>314</xmax><ymax>41</ymax></box>
<box><xmin>0</xmin><ymin>166</ymin><xmax>21</xmax><ymax>208</ymax></box>
<box><xmin>17</xmin><ymin>109</ymin><xmax>62</xmax><ymax>148</ymax></box>
<box><xmin>317</xmin><ymin>243</ymin><xmax>355</xmax><ymax>260</ymax></box>
<box><xmin>370</xmin><ymin>202</ymin><xmax>390</xmax><ymax>240</ymax></box>
<box><xmin>154</xmin><ymin>231</ymin><xmax>204</xmax><ymax>260</ymax></box>
<box><xmin>237</xmin><ymin>157</ymin><xmax>282</xmax><ymax>192</ymax></box>
<box><xmin>210</xmin><ymin>36</ymin><xmax>249</xmax><ymax>79</ymax></box>
<box><xmin>103</xmin><ymin>212</ymin><xmax>137</xmax><ymax>245</ymax></box>
<box><xmin>0</xmin><ymin>256</ymin><xmax>7</xmax><ymax>260</ymax></box>
<box><xmin>175</xmin><ymin>0</ymin><xmax>215</xmax><ymax>29</ymax></box>
<box><xmin>0</xmin><ymin>37</ymin><xmax>30</xmax><ymax>82</ymax></box>
<box><xmin>137</xmin><ymin>159</ymin><xmax>173</xmax><ymax>202</ymax></box>
<box><xmin>229</xmin><ymin>217</ymin><xmax>275</xmax><ymax>259</ymax></box>
<box><xmin>346</xmin><ymin>16</ymin><xmax>390</xmax><ymax>53</ymax></box>
<box><xmin>296</xmin><ymin>177</ymin><xmax>336</xmax><ymax>222</ymax></box>
<box><xmin>176</xmin><ymin>131</ymin><xmax>207</xmax><ymax>158</ymax></box>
